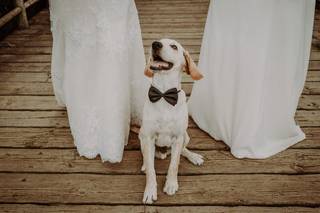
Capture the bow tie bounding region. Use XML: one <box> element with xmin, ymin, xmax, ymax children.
<box><xmin>148</xmin><ymin>85</ymin><xmax>180</xmax><ymax>106</ymax></box>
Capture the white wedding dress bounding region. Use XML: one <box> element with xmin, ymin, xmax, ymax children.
<box><xmin>49</xmin><ymin>0</ymin><xmax>148</xmax><ymax>162</ymax></box>
<box><xmin>189</xmin><ymin>0</ymin><xmax>315</xmax><ymax>159</ymax></box>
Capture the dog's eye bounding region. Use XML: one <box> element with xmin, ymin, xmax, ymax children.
<box><xmin>170</xmin><ymin>44</ymin><xmax>178</xmax><ymax>50</ymax></box>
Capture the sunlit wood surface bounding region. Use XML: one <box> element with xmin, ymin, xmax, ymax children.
<box><xmin>0</xmin><ymin>0</ymin><xmax>319</xmax><ymax>212</ymax></box>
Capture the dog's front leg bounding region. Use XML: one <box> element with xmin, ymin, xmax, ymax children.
<box><xmin>140</xmin><ymin>135</ymin><xmax>157</xmax><ymax>204</ymax></box>
<box><xmin>163</xmin><ymin>135</ymin><xmax>184</xmax><ymax>195</ymax></box>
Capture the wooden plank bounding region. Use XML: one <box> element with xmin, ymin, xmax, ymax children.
<box><xmin>299</xmin><ymin>95</ymin><xmax>320</xmax><ymax>110</ymax></box>
<box><xmin>3</xmin><ymin>33</ymin><xmax>202</xmax><ymax>39</ymax></box>
<box><xmin>0</xmin><ymin>111</ymin><xmax>195</xmax><ymax>128</ymax></box>
<box><xmin>5</xmin><ymin>21</ymin><xmax>205</xmax><ymax>35</ymax></box>
<box><xmin>27</xmin><ymin>18</ymin><xmax>206</xmax><ymax>25</ymax></box>
<box><xmin>0</xmin><ymin>63</ymin><xmax>51</xmax><ymax>72</ymax></box>
<box><xmin>0</xmin><ymin>7</ymin><xmax>22</xmax><ymax>29</ymax></box>
<box><xmin>189</xmin><ymin>127</ymin><xmax>320</xmax><ymax>150</ymax></box>
<box><xmin>182</xmin><ymin>82</ymin><xmax>320</xmax><ymax>96</ymax></box>
<box><xmin>0</xmin><ymin>173</ymin><xmax>319</xmax><ymax>205</ymax></box>
<box><xmin>0</xmin><ymin>110</ymin><xmax>319</xmax><ymax>128</ymax></box>
<box><xmin>0</xmin><ymin>45</ymin><xmax>200</xmax><ymax>55</ymax></box>
<box><xmin>307</xmin><ymin>71</ymin><xmax>320</xmax><ymax>81</ymax></box>
<box><xmin>0</xmin><ymin>52</ymin><xmax>199</xmax><ymax>63</ymax></box>
<box><xmin>0</xmin><ymin>40</ymin><xmax>202</xmax><ymax>47</ymax></box>
<box><xmin>0</xmin><ymin>61</ymin><xmax>318</xmax><ymax>84</ymax></box>
<box><xmin>0</xmin><ymin>111</ymin><xmax>68</xmax><ymax>127</ymax></box>
<box><xmin>135</xmin><ymin>0</ymin><xmax>210</xmax><ymax>4</ymax></box>
<box><xmin>0</xmin><ymin>46</ymin><xmax>52</xmax><ymax>54</ymax></box>
<box><xmin>309</xmin><ymin>61</ymin><xmax>320</xmax><ymax>70</ymax></box>
<box><xmin>0</xmin><ymin>60</ymin><xmax>318</xmax><ymax>86</ymax></box>
<box><xmin>16</xmin><ymin>14</ymin><xmax>208</xmax><ymax>24</ymax></box>
<box><xmin>0</xmin><ymin>55</ymin><xmax>51</xmax><ymax>63</ymax></box>
<box><xmin>135</xmin><ymin>0</ymin><xmax>209</xmax><ymax>2</ymax></box>
<box><xmin>295</xmin><ymin>110</ymin><xmax>320</xmax><ymax>127</ymax></box>
<box><xmin>0</xmin><ymin>72</ymin><xmax>50</xmax><ymax>82</ymax></box>
<box><xmin>310</xmin><ymin>51</ymin><xmax>320</xmax><ymax>61</ymax></box>
<box><xmin>0</xmin><ymin>95</ymin><xmax>317</xmax><ymax>110</ymax></box>
<box><xmin>2</xmin><ymin>48</ymin><xmax>320</xmax><ymax>63</ymax></box>
<box><xmin>1</xmin><ymin>30</ymin><xmax>204</xmax><ymax>45</ymax></box>
<box><xmin>312</xmin><ymin>45</ymin><xmax>320</xmax><ymax>52</ymax></box>
<box><xmin>3</xmin><ymin>31</ymin><xmax>204</xmax><ymax>39</ymax></box>
<box><xmin>184</xmin><ymin>71</ymin><xmax>320</xmax><ymax>83</ymax></box>
<box><xmin>8</xmin><ymin>28</ymin><xmax>50</xmax><ymax>36</ymax></box>
<box><xmin>16</xmin><ymin>0</ymin><xmax>29</xmax><ymax>28</ymax></box>
<box><xmin>0</xmin><ymin>82</ymin><xmax>53</xmax><ymax>95</ymax></box>
<box><xmin>0</xmin><ymin>205</ymin><xmax>318</xmax><ymax>213</ymax></box>
<box><xmin>0</xmin><ymin>94</ymin><xmax>317</xmax><ymax>111</ymax></box>
<box><xmin>0</xmin><ymin>127</ymin><xmax>319</xmax><ymax>150</ymax></box>
<box><xmin>303</xmin><ymin>82</ymin><xmax>320</xmax><ymax>95</ymax></box>
<box><xmin>4</xmin><ymin>33</ymin><xmax>52</xmax><ymax>41</ymax></box>
<box><xmin>0</xmin><ymin>205</ymin><xmax>145</xmax><ymax>213</ymax></box>
<box><xmin>24</xmin><ymin>0</ymin><xmax>41</xmax><ymax>9</ymax></box>
<box><xmin>0</xmin><ymin>127</ymin><xmax>216</xmax><ymax>150</ymax></box>
<box><xmin>0</xmin><ymin>96</ymin><xmax>62</xmax><ymax>110</ymax></box>
<box><xmin>8</xmin><ymin>28</ymin><xmax>203</xmax><ymax>37</ymax></box>
<box><xmin>0</xmin><ymin>82</ymin><xmax>319</xmax><ymax>96</ymax></box>
<box><xmin>0</xmin><ymin>148</ymin><xmax>319</xmax><ymax>174</ymax></box>
<box><xmin>137</xmin><ymin>6</ymin><xmax>210</xmax><ymax>12</ymax></box>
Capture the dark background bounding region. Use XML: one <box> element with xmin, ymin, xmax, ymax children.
<box><xmin>0</xmin><ymin>0</ymin><xmax>48</xmax><ymax>41</ymax></box>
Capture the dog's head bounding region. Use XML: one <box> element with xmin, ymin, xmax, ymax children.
<box><xmin>144</xmin><ymin>38</ymin><xmax>203</xmax><ymax>80</ymax></box>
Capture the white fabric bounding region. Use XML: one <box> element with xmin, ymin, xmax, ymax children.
<box><xmin>49</xmin><ymin>0</ymin><xmax>148</xmax><ymax>163</ymax></box>
<box><xmin>188</xmin><ymin>0</ymin><xmax>315</xmax><ymax>159</ymax></box>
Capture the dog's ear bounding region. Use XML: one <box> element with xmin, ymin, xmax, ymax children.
<box><xmin>183</xmin><ymin>51</ymin><xmax>203</xmax><ymax>80</ymax></box>
<box><xmin>144</xmin><ymin>56</ymin><xmax>154</xmax><ymax>78</ymax></box>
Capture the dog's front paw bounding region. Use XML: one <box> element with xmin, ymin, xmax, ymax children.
<box><xmin>143</xmin><ymin>183</ymin><xmax>157</xmax><ymax>204</ymax></box>
<box><xmin>163</xmin><ymin>179</ymin><xmax>179</xmax><ymax>195</ymax></box>
<box><xmin>188</xmin><ymin>152</ymin><xmax>204</xmax><ymax>166</ymax></box>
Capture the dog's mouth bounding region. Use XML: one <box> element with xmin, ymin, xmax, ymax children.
<box><xmin>150</xmin><ymin>55</ymin><xmax>173</xmax><ymax>71</ymax></box>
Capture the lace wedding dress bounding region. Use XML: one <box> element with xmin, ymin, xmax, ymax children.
<box><xmin>189</xmin><ymin>0</ymin><xmax>315</xmax><ymax>159</ymax></box>
<box><xmin>49</xmin><ymin>0</ymin><xmax>148</xmax><ymax>162</ymax></box>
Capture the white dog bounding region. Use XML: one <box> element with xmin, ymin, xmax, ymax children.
<box><xmin>139</xmin><ymin>38</ymin><xmax>204</xmax><ymax>204</ymax></box>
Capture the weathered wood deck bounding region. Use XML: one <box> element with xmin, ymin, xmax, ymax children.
<box><xmin>0</xmin><ymin>0</ymin><xmax>319</xmax><ymax>212</ymax></box>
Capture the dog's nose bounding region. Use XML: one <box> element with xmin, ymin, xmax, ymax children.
<box><xmin>152</xmin><ymin>41</ymin><xmax>163</xmax><ymax>50</ymax></box>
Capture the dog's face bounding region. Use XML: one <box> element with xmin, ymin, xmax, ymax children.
<box><xmin>149</xmin><ymin>39</ymin><xmax>185</xmax><ymax>72</ymax></box>
<box><xmin>145</xmin><ymin>38</ymin><xmax>203</xmax><ymax>80</ymax></box>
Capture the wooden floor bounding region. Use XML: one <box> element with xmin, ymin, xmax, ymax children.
<box><xmin>0</xmin><ymin>0</ymin><xmax>320</xmax><ymax>212</ymax></box>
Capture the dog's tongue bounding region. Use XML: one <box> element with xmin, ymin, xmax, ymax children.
<box><xmin>150</xmin><ymin>61</ymin><xmax>169</xmax><ymax>70</ymax></box>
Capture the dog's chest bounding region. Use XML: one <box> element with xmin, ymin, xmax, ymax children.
<box><xmin>141</xmin><ymin>87</ymin><xmax>188</xmax><ymax>148</ymax></box>
<box><xmin>151</xmin><ymin>93</ymin><xmax>186</xmax><ymax>119</ymax></box>
<box><xmin>144</xmin><ymin>92</ymin><xmax>188</xmax><ymax>136</ymax></box>
<box><xmin>154</xmin><ymin>114</ymin><xmax>185</xmax><ymax>147</ymax></box>
<box><xmin>155</xmin><ymin>133</ymin><xmax>175</xmax><ymax>147</ymax></box>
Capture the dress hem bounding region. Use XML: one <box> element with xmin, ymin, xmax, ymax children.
<box><xmin>190</xmin><ymin>113</ymin><xmax>305</xmax><ymax>159</ymax></box>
